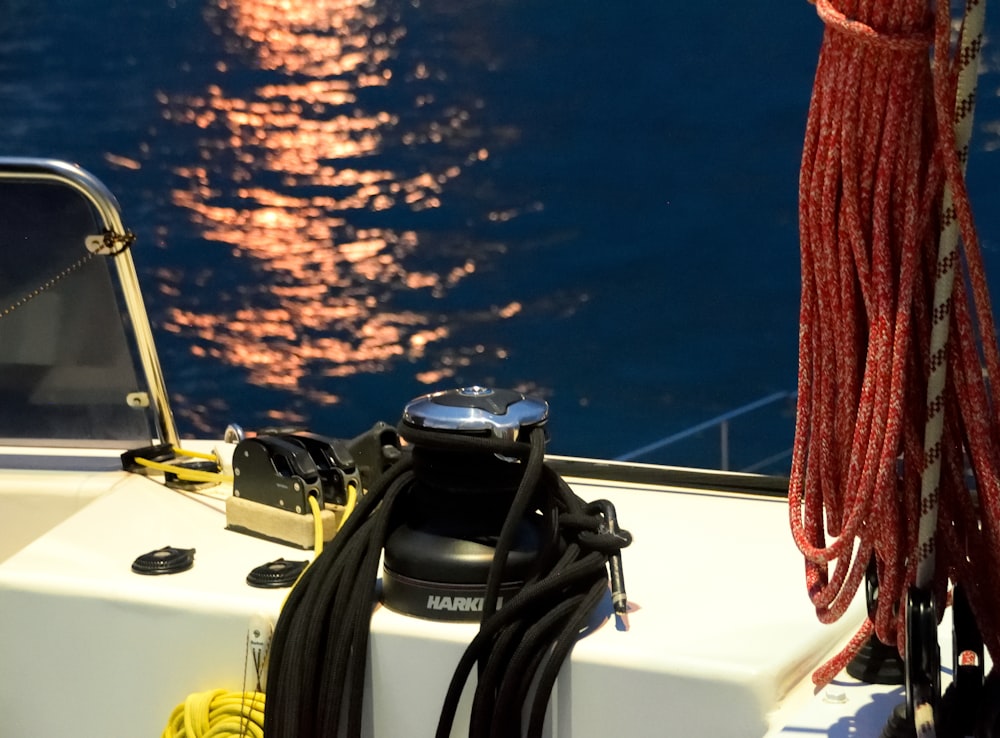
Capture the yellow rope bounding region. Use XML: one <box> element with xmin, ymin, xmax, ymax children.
<box><xmin>132</xmin><ymin>446</ymin><xmax>233</xmax><ymax>484</ymax></box>
<box><xmin>308</xmin><ymin>494</ymin><xmax>323</xmax><ymax>555</ymax></box>
<box><xmin>339</xmin><ymin>481</ymin><xmax>358</xmax><ymax>531</ymax></box>
<box><xmin>133</xmin><ymin>456</ymin><xmax>234</xmax><ymax>484</ymax></box>
<box><xmin>160</xmin><ymin>689</ymin><xmax>265</xmax><ymax>738</ymax></box>
<box><xmin>173</xmin><ymin>446</ymin><xmax>223</xmax><ymax>462</ymax></box>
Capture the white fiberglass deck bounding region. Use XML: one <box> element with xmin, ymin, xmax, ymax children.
<box><xmin>0</xmin><ymin>453</ymin><xmax>864</xmax><ymax>737</ymax></box>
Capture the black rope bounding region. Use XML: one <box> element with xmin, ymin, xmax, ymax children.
<box><xmin>263</xmin><ymin>458</ymin><xmax>413</xmax><ymax>738</ymax></box>
<box><xmin>263</xmin><ymin>421</ymin><xmax>632</xmax><ymax>737</ymax></box>
<box><xmin>436</xmin><ymin>546</ymin><xmax>610</xmax><ymax>738</ymax></box>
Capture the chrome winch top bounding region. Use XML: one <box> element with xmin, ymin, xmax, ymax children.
<box><xmin>401</xmin><ymin>386</ymin><xmax>548</xmax><ymax>442</ymax></box>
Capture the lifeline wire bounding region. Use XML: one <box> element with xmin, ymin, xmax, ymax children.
<box><xmin>263</xmin><ymin>423</ymin><xmax>631</xmax><ymax>738</ymax></box>
<box><xmin>791</xmin><ymin>0</ymin><xmax>1000</xmax><ymax>692</ymax></box>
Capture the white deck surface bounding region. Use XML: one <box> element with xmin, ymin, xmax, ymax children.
<box><xmin>0</xmin><ymin>460</ymin><xmax>871</xmax><ymax>737</ymax></box>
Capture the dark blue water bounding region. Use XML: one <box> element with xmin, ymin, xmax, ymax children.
<box><xmin>3</xmin><ymin>0</ymin><xmax>1000</xmax><ymax>470</ymax></box>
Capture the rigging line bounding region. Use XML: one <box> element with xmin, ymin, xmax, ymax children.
<box><xmin>791</xmin><ymin>0</ymin><xmax>982</xmax><ymax>687</ymax></box>
<box><xmin>791</xmin><ymin>0</ymin><xmax>1000</xmax><ymax>706</ymax></box>
<box><xmin>917</xmin><ymin>0</ymin><xmax>986</xmax><ymax>591</ymax></box>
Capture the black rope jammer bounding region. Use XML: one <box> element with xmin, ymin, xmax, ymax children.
<box><xmin>263</xmin><ymin>422</ymin><xmax>632</xmax><ymax>738</ymax></box>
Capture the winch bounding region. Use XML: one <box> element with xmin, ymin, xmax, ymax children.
<box><xmin>381</xmin><ymin>386</ymin><xmax>552</xmax><ymax>621</ymax></box>
<box><xmin>263</xmin><ymin>386</ymin><xmax>632</xmax><ymax>738</ymax></box>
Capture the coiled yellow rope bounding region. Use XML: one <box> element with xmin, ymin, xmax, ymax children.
<box><xmin>160</xmin><ymin>689</ymin><xmax>265</xmax><ymax>738</ymax></box>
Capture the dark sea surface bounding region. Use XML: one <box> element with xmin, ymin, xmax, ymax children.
<box><xmin>2</xmin><ymin>0</ymin><xmax>1000</xmax><ymax>471</ymax></box>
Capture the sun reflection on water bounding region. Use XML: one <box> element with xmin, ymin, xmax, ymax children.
<box><xmin>156</xmin><ymin>0</ymin><xmax>515</xmax><ymax>431</ymax></box>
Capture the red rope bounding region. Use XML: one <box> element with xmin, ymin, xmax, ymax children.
<box><xmin>791</xmin><ymin>0</ymin><xmax>1000</xmax><ymax>687</ymax></box>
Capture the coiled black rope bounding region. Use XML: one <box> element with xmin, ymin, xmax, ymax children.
<box><xmin>263</xmin><ymin>422</ymin><xmax>631</xmax><ymax>738</ymax></box>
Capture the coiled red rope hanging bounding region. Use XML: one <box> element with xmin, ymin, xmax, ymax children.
<box><xmin>791</xmin><ymin>0</ymin><xmax>1000</xmax><ymax>688</ymax></box>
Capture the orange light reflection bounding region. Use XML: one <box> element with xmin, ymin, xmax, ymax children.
<box><xmin>159</xmin><ymin>0</ymin><xmax>516</xmax><ymax>429</ymax></box>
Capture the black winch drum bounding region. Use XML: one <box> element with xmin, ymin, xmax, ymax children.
<box><xmin>380</xmin><ymin>386</ymin><xmax>551</xmax><ymax>622</ymax></box>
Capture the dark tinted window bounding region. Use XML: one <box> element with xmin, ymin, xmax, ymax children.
<box><xmin>0</xmin><ymin>179</ymin><xmax>151</xmax><ymax>444</ymax></box>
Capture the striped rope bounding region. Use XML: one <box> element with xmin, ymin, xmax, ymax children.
<box><xmin>917</xmin><ymin>0</ymin><xmax>986</xmax><ymax>592</ymax></box>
